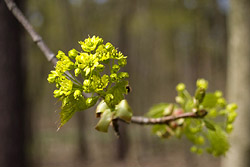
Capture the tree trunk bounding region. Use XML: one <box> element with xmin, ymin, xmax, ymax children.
<box><xmin>115</xmin><ymin>0</ymin><xmax>136</xmax><ymax>160</ymax></box>
<box><xmin>222</xmin><ymin>0</ymin><xmax>250</xmax><ymax>166</ymax></box>
<box><xmin>0</xmin><ymin>1</ymin><xmax>27</xmax><ymax>167</ymax></box>
<box><xmin>115</xmin><ymin>5</ymin><xmax>130</xmax><ymax>161</ymax></box>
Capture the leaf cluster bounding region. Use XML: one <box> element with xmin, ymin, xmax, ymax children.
<box><xmin>146</xmin><ymin>79</ymin><xmax>237</xmax><ymax>156</ymax></box>
<box><xmin>47</xmin><ymin>37</ymin><xmax>237</xmax><ymax>157</ymax></box>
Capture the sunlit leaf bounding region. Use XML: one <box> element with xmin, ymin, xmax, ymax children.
<box><xmin>146</xmin><ymin>103</ymin><xmax>169</xmax><ymax>118</ymax></box>
<box><xmin>201</xmin><ymin>93</ymin><xmax>218</xmax><ymax>108</ymax></box>
<box><xmin>115</xmin><ymin>99</ymin><xmax>132</xmax><ymax>123</ymax></box>
<box><xmin>96</xmin><ymin>100</ymin><xmax>109</xmax><ymax>117</ymax></box>
<box><xmin>206</xmin><ymin>126</ymin><xmax>230</xmax><ymax>156</ymax></box>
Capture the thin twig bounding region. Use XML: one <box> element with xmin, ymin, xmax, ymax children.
<box><xmin>4</xmin><ymin>0</ymin><xmax>208</xmax><ymax>126</ymax></box>
<box><xmin>3</xmin><ymin>0</ymin><xmax>86</xmax><ymax>94</ymax></box>
<box><xmin>4</xmin><ymin>0</ymin><xmax>57</xmax><ymax>64</ymax></box>
<box><xmin>130</xmin><ymin>110</ymin><xmax>207</xmax><ymax>125</ymax></box>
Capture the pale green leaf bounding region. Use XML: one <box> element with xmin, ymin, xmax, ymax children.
<box><xmin>95</xmin><ymin>109</ymin><xmax>113</xmax><ymax>132</ymax></box>
<box><xmin>206</xmin><ymin>126</ymin><xmax>230</xmax><ymax>156</ymax></box>
<box><xmin>151</xmin><ymin>125</ymin><xmax>168</xmax><ymax>138</ymax></box>
<box><xmin>96</xmin><ymin>100</ymin><xmax>109</xmax><ymax>116</ymax></box>
<box><xmin>115</xmin><ymin>100</ymin><xmax>133</xmax><ymax>123</ymax></box>
<box><xmin>201</xmin><ymin>93</ymin><xmax>218</xmax><ymax>108</ymax></box>
<box><xmin>146</xmin><ymin>103</ymin><xmax>169</xmax><ymax>118</ymax></box>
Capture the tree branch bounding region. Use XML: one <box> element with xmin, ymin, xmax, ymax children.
<box><xmin>3</xmin><ymin>0</ymin><xmax>88</xmax><ymax>96</ymax></box>
<box><xmin>130</xmin><ymin>110</ymin><xmax>207</xmax><ymax>125</ymax></box>
<box><xmin>4</xmin><ymin>0</ymin><xmax>57</xmax><ymax>65</ymax></box>
<box><xmin>4</xmin><ymin>0</ymin><xmax>208</xmax><ymax>126</ymax></box>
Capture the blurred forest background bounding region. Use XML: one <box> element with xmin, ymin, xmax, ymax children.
<box><xmin>0</xmin><ymin>0</ymin><xmax>249</xmax><ymax>167</ymax></box>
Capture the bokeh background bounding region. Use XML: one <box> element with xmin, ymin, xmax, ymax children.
<box><xmin>0</xmin><ymin>0</ymin><xmax>249</xmax><ymax>167</ymax></box>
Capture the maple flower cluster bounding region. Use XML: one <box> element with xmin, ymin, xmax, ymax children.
<box><xmin>48</xmin><ymin>36</ymin><xmax>130</xmax><ymax>128</ymax></box>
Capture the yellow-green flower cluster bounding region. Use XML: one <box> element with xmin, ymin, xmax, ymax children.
<box><xmin>47</xmin><ymin>36</ymin><xmax>130</xmax><ymax>128</ymax></box>
<box><xmin>83</xmin><ymin>75</ymin><xmax>109</xmax><ymax>93</ymax></box>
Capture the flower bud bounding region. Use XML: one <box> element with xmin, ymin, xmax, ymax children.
<box><xmin>74</xmin><ymin>90</ymin><xmax>82</xmax><ymax>99</ymax></box>
<box><xmin>118</xmin><ymin>72</ymin><xmax>129</xmax><ymax>79</ymax></box>
<box><xmin>110</xmin><ymin>73</ymin><xmax>117</xmax><ymax>82</ymax></box>
<box><xmin>215</xmin><ymin>91</ymin><xmax>223</xmax><ymax>98</ymax></box>
<box><xmin>105</xmin><ymin>94</ymin><xmax>114</xmax><ymax>103</ymax></box>
<box><xmin>75</xmin><ymin>68</ymin><xmax>81</xmax><ymax>76</ymax></box>
<box><xmin>176</xmin><ymin>83</ymin><xmax>186</xmax><ymax>92</ymax></box>
<box><xmin>118</xmin><ymin>58</ymin><xmax>127</xmax><ymax>67</ymax></box>
<box><xmin>83</xmin><ymin>79</ymin><xmax>90</xmax><ymax>86</ymax></box>
<box><xmin>68</xmin><ymin>49</ymin><xmax>78</xmax><ymax>59</ymax></box>
<box><xmin>112</xmin><ymin>64</ymin><xmax>120</xmax><ymax>73</ymax></box>
<box><xmin>196</xmin><ymin>79</ymin><xmax>208</xmax><ymax>90</ymax></box>
<box><xmin>226</xmin><ymin>124</ymin><xmax>233</xmax><ymax>133</ymax></box>
<box><xmin>227</xmin><ymin>112</ymin><xmax>237</xmax><ymax>123</ymax></box>
<box><xmin>195</xmin><ymin>136</ymin><xmax>205</xmax><ymax>145</ymax></box>
<box><xmin>195</xmin><ymin>88</ymin><xmax>206</xmax><ymax>104</ymax></box>
<box><xmin>226</xmin><ymin>103</ymin><xmax>238</xmax><ymax>111</ymax></box>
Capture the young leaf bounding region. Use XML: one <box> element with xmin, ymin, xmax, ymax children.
<box><xmin>95</xmin><ymin>109</ymin><xmax>113</xmax><ymax>132</ymax></box>
<box><xmin>105</xmin><ymin>80</ymin><xmax>128</xmax><ymax>108</ymax></box>
<box><xmin>151</xmin><ymin>125</ymin><xmax>168</xmax><ymax>138</ymax></box>
<box><xmin>204</xmin><ymin>119</ymin><xmax>216</xmax><ymax>131</ymax></box>
<box><xmin>58</xmin><ymin>95</ymin><xmax>88</xmax><ymax>129</ymax></box>
<box><xmin>96</xmin><ymin>100</ymin><xmax>109</xmax><ymax>117</ymax></box>
<box><xmin>201</xmin><ymin>93</ymin><xmax>218</xmax><ymax>108</ymax></box>
<box><xmin>146</xmin><ymin>103</ymin><xmax>169</xmax><ymax>118</ymax></box>
<box><xmin>115</xmin><ymin>99</ymin><xmax>132</xmax><ymax>123</ymax></box>
<box><xmin>206</xmin><ymin>126</ymin><xmax>230</xmax><ymax>156</ymax></box>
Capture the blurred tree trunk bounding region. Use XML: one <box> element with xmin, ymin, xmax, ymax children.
<box><xmin>76</xmin><ymin>112</ymin><xmax>88</xmax><ymax>160</ymax></box>
<box><xmin>0</xmin><ymin>0</ymin><xmax>27</xmax><ymax>167</ymax></box>
<box><xmin>60</xmin><ymin>0</ymin><xmax>89</xmax><ymax>160</ymax></box>
<box><xmin>115</xmin><ymin>0</ymin><xmax>135</xmax><ymax>160</ymax></box>
<box><xmin>222</xmin><ymin>0</ymin><xmax>250</xmax><ymax>167</ymax></box>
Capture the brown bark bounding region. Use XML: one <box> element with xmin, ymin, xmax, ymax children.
<box><xmin>0</xmin><ymin>0</ymin><xmax>27</xmax><ymax>166</ymax></box>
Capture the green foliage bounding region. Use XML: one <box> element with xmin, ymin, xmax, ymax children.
<box><xmin>146</xmin><ymin>79</ymin><xmax>237</xmax><ymax>156</ymax></box>
<box><xmin>48</xmin><ymin>36</ymin><xmax>131</xmax><ymax>130</ymax></box>
<box><xmin>95</xmin><ymin>99</ymin><xmax>132</xmax><ymax>132</ymax></box>
<box><xmin>206</xmin><ymin>126</ymin><xmax>230</xmax><ymax>156</ymax></box>
<box><xmin>48</xmin><ymin>37</ymin><xmax>237</xmax><ymax>157</ymax></box>
<box><xmin>146</xmin><ymin>103</ymin><xmax>172</xmax><ymax>118</ymax></box>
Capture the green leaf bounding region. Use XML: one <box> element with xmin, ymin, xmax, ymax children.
<box><xmin>95</xmin><ymin>109</ymin><xmax>113</xmax><ymax>132</ymax></box>
<box><xmin>59</xmin><ymin>95</ymin><xmax>87</xmax><ymax>128</ymax></box>
<box><xmin>194</xmin><ymin>88</ymin><xmax>206</xmax><ymax>104</ymax></box>
<box><xmin>59</xmin><ymin>104</ymin><xmax>77</xmax><ymax>127</ymax></box>
<box><xmin>86</xmin><ymin>96</ymin><xmax>99</xmax><ymax>108</ymax></box>
<box><xmin>206</xmin><ymin>126</ymin><xmax>230</xmax><ymax>156</ymax></box>
<box><xmin>204</xmin><ymin>120</ymin><xmax>216</xmax><ymax>131</ymax></box>
<box><xmin>115</xmin><ymin>100</ymin><xmax>133</xmax><ymax>123</ymax></box>
<box><xmin>163</xmin><ymin>104</ymin><xmax>174</xmax><ymax>116</ymax></box>
<box><xmin>105</xmin><ymin>80</ymin><xmax>128</xmax><ymax>108</ymax></box>
<box><xmin>146</xmin><ymin>103</ymin><xmax>169</xmax><ymax>118</ymax></box>
<box><xmin>151</xmin><ymin>125</ymin><xmax>168</xmax><ymax>138</ymax></box>
<box><xmin>201</xmin><ymin>93</ymin><xmax>218</xmax><ymax>108</ymax></box>
<box><xmin>96</xmin><ymin>100</ymin><xmax>109</xmax><ymax>117</ymax></box>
